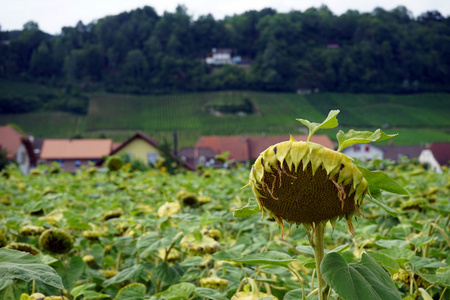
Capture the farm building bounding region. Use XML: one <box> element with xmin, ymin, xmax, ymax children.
<box><xmin>419</xmin><ymin>142</ymin><xmax>450</xmax><ymax>173</ymax></box>
<box><xmin>0</xmin><ymin>125</ymin><xmax>36</xmax><ymax>174</ymax></box>
<box><xmin>185</xmin><ymin>134</ymin><xmax>335</xmax><ymax>168</ymax></box>
<box><xmin>40</xmin><ymin>139</ymin><xmax>112</xmax><ymax>172</ymax></box>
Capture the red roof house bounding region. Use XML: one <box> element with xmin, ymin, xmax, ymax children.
<box><xmin>193</xmin><ymin>134</ymin><xmax>334</xmax><ymax>167</ymax></box>
<box><xmin>0</xmin><ymin>125</ymin><xmax>36</xmax><ymax>173</ymax></box>
<box><xmin>40</xmin><ymin>139</ymin><xmax>113</xmax><ymax>172</ymax></box>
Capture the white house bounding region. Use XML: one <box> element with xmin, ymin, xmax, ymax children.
<box><xmin>418</xmin><ymin>149</ymin><xmax>442</xmax><ymax>173</ymax></box>
<box><xmin>418</xmin><ymin>143</ymin><xmax>450</xmax><ymax>173</ymax></box>
<box><xmin>0</xmin><ymin>126</ymin><xmax>36</xmax><ymax>174</ymax></box>
<box><xmin>205</xmin><ymin>48</ymin><xmax>234</xmax><ymax>65</ymax></box>
<box><xmin>341</xmin><ymin>144</ymin><xmax>384</xmax><ymax>162</ymax></box>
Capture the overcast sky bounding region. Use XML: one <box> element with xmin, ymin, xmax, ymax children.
<box><xmin>1</xmin><ymin>0</ymin><xmax>449</xmax><ymax>35</ymax></box>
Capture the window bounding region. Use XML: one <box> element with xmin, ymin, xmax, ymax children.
<box><xmin>75</xmin><ymin>160</ymin><xmax>81</xmax><ymax>168</ymax></box>
<box><xmin>353</xmin><ymin>145</ymin><xmax>360</xmax><ymax>152</ymax></box>
<box><xmin>365</xmin><ymin>146</ymin><xmax>370</xmax><ymax>152</ymax></box>
<box><xmin>147</xmin><ymin>152</ymin><xmax>158</xmax><ymax>165</ymax></box>
<box><xmin>56</xmin><ymin>159</ymin><xmax>64</xmax><ymax>165</ymax></box>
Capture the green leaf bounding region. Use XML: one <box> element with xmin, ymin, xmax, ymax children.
<box><xmin>378</xmin><ymin>248</ymin><xmax>415</xmax><ymax>266</ymax></box>
<box><xmin>295</xmin><ymin>245</ymin><xmax>315</xmax><ymax>256</ymax></box>
<box><xmin>0</xmin><ymin>279</ymin><xmax>13</xmax><ymax>291</ymax></box>
<box><xmin>418</xmin><ymin>269</ymin><xmax>450</xmax><ymax>288</ymax></box>
<box><xmin>0</xmin><ymin>249</ymin><xmax>64</xmax><ymax>290</ymax></box>
<box><xmin>296</xmin><ymin>244</ymin><xmax>349</xmax><ymax>257</ymax></box>
<box><xmin>284</xmin><ymin>288</ymin><xmax>304</xmax><ymax>300</ymax></box>
<box><xmin>114</xmin><ymin>283</ymin><xmax>146</xmax><ymax>300</ymax></box>
<box><xmin>193</xmin><ymin>229</ymin><xmax>203</xmax><ymax>241</ymax></box>
<box><xmin>53</xmin><ymin>255</ymin><xmax>86</xmax><ymax>291</ymax></box>
<box><xmin>64</xmin><ymin>211</ymin><xmax>92</xmax><ymax>230</ymax></box>
<box><xmin>155</xmin><ymin>261</ymin><xmax>180</xmax><ymax>284</ymax></box>
<box><xmin>103</xmin><ymin>264</ymin><xmax>144</xmax><ymax>287</ymax></box>
<box><xmin>152</xmin><ymin>282</ymin><xmax>195</xmax><ymax>299</ymax></box>
<box><xmin>358</xmin><ymin>166</ymin><xmax>409</xmax><ymax>195</ymax></box>
<box><xmin>367</xmin><ymin>251</ymin><xmax>400</xmax><ymax>275</ymax></box>
<box><xmin>409</xmin><ymin>257</ymin><xmax>446</xmax><ymax>273</ymax></box>
<box><xmin>70</xmin><ymin>283</ymin><xmax>96</xmax><ymax>299</ymax></box>
<box><xmin>194</xmin><ymin>287</ymin><xmax>228</xmax><ymax>300</ymax></box>
<box><xmin>409</xmin><ymin>236</ymin><xmax>435</xmax><ymax>250</ymax></box>
<box><xmin>83</xmin><ymin>290</ymin><xmax>110</xmax><ymax>299</ymax></box>
<box><xmin>179</xmin><ymin>256</ymin><xmax>204</xmax><ymax>267</ymax></box>
<box><xmin>137</xmin><ymin>233</ymin><xmax>173</xmax><ymax>258</ymax></box>
<box><xmin>365</xmin><ymin>196</ymin><xmax>398</xmax><ymax>217</ymax></box>
<box><xmin>213</xmin><ymin>251</ymin><xmax>295</xmax><ymax>268</ymax></box>
<box><xmin>375</xmin><ymin>239</ymin><xmax>409</xmax><ymax>249</ymax></box>
<box><xmin>297</xmin><ymin>110</ymin><xmax>340</xmax><ymax>141</ymax></box>
<box><xmin>233</xmin><ymin>198</ymin><xmax>260</xmax><ymax>218</ymax></box>
<box><xmin>321</xmin><ymin>252</ymin><xmax>401</xmax><ymax>300</ymax></box>
<box><xmin>337</xmin><ymin>129</ymin><xmax>397</xmax><ymax>152</ymax></box>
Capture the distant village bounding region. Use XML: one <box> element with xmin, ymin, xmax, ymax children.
<box><xmin>1</xmin><ymin>125</ymin><xmax>449</xmax><ymax>175</ymax></box>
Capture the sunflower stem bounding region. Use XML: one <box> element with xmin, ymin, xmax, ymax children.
<box><xmin>312</xmin><ymin>222</ymin><xmax>327</xmax><ymax>300</ymax></box>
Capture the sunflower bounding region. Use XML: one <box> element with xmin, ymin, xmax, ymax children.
<box><xmin>246</xmin><ymin>137</ymin><xmax>367</xmax><ymax>235</ymax></box>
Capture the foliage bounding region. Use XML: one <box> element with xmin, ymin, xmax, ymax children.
<box><xmin>0</xmin><ymin>155</ymin><xmax>448</xmax><ymax>299</ymax></box>
<box><xmin>0</xmin><ymin>148</ymin><xmax>9</xmax><ymax>171</ymax></box>
<box><xmin>0</xmin><ymin>5</ymin><xmax>449</xmax><ymax>95</ymax></box>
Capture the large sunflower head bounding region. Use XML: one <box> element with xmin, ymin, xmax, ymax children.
<box><xmin>242</xmin><ymin>110</ymin><xmax>406</xmax><ymax>235</ymax></box>
<box><xmin>248</xmin><ymin>138</ymin><xmax>367</xmax><ymax>233</ymax></box>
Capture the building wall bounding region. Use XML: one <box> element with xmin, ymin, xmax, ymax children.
<box><xmin>44</xmin><ymin>159</ymin><xmax>96</xmax><ymax>173</ymax></box>
<box><xmin>341</xmin><ymin>144</ymin><xmax>384</xmax><ymax>161</ymax></box>
<box><xmin>16</xmin><ymin>143</ymin><xmax>30</xmax><ymax>174</ymax></box>
<box><xmin>114</xmin><ymin>138</ymin><xmax>161</xmax><ymax>165</ymax></box>
<box><xmin>418</xmin><ymin>149</ymin><xmax>442</xmax><ymax>173</ymax></box>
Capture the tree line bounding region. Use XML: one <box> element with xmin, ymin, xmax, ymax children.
<box><xmin>0</xmin><ymin>5</ymin><xmax>449</xmax><ymax>96</ymax></box>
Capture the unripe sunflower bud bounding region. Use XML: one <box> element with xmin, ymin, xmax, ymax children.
<box><xmin>176</xmin><ymin>191</ymin><xmax>199</xmax><ymax>206</ymax></box>
<box><xmin>99</xmin><ymin>269</ymin><xmax>119</xmax><ymax>278</ymax></box>
<box><xmin>39</xmin><ymin>228</ymin><xmax>73</xmax><ymax>254</ymax></box>
<box><xmin>5</xmin><ymin>242</ymin><xmax>40</xmax><ymax>255</ymax></box>
<box><xmin>106</xmin><ymin>156</ymin><xmax>123</xmax><ymax>171</ymax></box>
<box><xmin>180</xmin><ymin>233</ymin><xmax>220</xmax><ymax>255</ymax></box>
<box><xmin>157</xmin><ymin>201</ymin><xmax>181</xmax><ymax>218</ymax></box>
<box><xmin>82</xmin><ymin>254</ymin><xmax>97</xmax><ymax>267</ymax></box>
<box><xmin>20</xmin><ymin>225</ymin><xmax>46</xmax><ymax>236</ymax></box>
<box><xmin>158</xmin><ymin>248</ymin><xmax>180</xmax><ymax>262</ymax></box>
<box><xmin>29</xmin><ymin>293</ymin><xmax>46</xmax><ymax>300</ymax></box>
<box><xmin>201</xmin><ymin>228</ymin><xmax>221</xmax><ymax>241</ymax></box>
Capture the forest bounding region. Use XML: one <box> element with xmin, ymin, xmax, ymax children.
<box><xmin>0</xmin><ymin>5</ymin><xmax>449</xmax><ymax>99</ymax></box>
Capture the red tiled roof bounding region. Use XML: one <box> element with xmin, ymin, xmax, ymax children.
<box><xmin>196</xmin><ymin>136</ymin><xmax>250</xmax><ymax>161</ymax></box>
<box><xmin>195</xmin><ymin>134</ymin><xmax>334</xmax><ymax>162</ymax></box>
<box><xmin>0</xmin><ymin>125</ymin><xmax>25</xmax><ymax>159</ymax></box>
<box><xmin>248</xmin><ymin>135</ymin><xmax>334</xmax><ymax>159</ymax></box>
<box><xmin>429</xmin><ymin>142</ymin><xmax>450</xmax><ymax>166</ymax></box>
<box><xmin>40</xmin><ymin>139</ymin><xmax>112</xmax><ymax>159</ymax></box>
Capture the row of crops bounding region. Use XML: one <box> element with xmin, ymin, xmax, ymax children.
<box><xmin>0</xmin><ymin>158</ymin><xmax>449</xmax><ymax>299</ymax></box>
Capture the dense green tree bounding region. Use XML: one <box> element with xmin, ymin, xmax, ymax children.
<box><xmin>0</xmin><ymin>5</ymin><xmax>449</xmax><ymax>95</ymax></box>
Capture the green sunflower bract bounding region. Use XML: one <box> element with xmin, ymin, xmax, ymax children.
<box><xmin>246</xmin><ymin>136</ymin><xmax>368</xmax><ymax>234</ymax></box>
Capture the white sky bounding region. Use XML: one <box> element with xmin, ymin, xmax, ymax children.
<box><xmin>1</xmin><ymin>0</ymin><xmax>449</xmax><ymax>35</ymax></box>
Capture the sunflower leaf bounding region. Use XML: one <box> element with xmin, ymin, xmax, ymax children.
<box><xmin>297</xmin><ymin>110</ymin><xmax>340</xmax><ymax>141</ymax></box>
<box><xmin>357</xmin><ymin>166</ymin><xmax>409</xmax><ymax>196</ymax></box>
<box><xmin>0</xmin><ymin>248</ymin><xmax>64</xmax><ymax>290</ymax></box>
<box><xmin>321</xmin><ymin>252</ymin><xmax>401</xmax><ymax>300</ymax></box>
<box><xmin>336</xmin><ymin>129</ymin><xmax>397</xmax><ymax>152</ymax></box>
<box><xmin>233</xmin><ymin>198</ymin><xmax>260</xmax><ymax>218</ymax></box>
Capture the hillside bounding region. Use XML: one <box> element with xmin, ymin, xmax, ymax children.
<box><xmin>1</xmin><ymin>84</ymin><xmax>449</xmax><ymax>148</ymax></box>
<box><xmin>1</xmin><ymin>6</ymin><xmax>449</xmax><ymax>94</ymax></box>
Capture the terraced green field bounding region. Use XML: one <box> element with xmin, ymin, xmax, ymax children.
<box><xmin>1</xmin><ymin>87</ymin><xmax>449</xmax><ymax>147</ymax></box>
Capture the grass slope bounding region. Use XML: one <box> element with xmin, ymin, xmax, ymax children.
<box><xmin>1</xmin><ymin>84</ymin><xmax>449</xmax><ymax>147</ymax></box>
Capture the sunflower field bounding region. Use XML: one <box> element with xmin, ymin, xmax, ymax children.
<box><xmin>1</xmin><ymin>110</ymin><xmax>449</xmax><ymax>300</ymax></box>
